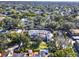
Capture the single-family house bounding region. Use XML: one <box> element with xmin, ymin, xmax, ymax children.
<box><xmin>28</xmin><ymin>30</ymin><xmax>53</xmax><ymax>41</ymax></box>
<box><xmin>68</xmin><ymin>29</ymin><xmax>79</xmax><ymax>40</ymax></box>
<box><xmin>2</xmin><ymin>12</ymin><xmax>12</xmax><ymax>15</ymax></box>
<box><xmin>40</xmin><ymin>49</ymin><xmax>48</xmax><ymax>57</ymax></box>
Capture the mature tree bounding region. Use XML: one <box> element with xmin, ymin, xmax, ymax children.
<box><xmin>53</xmin><ymin>47</ymin><xmax>77</xmax><ymax>57</ymax></box>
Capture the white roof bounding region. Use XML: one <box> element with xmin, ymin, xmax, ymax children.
<box><xmin>21</xmin><ymin>18</ymin><xmax>28</xmax><ymax>21</ymax></box>
<box><xmin>72</xmin><ymin>36</ymin><xmax>79</xmax><ymax>39</ymax></box>
<box><xmin>16</xmin><ymin>29</ymin><xmax>22</xmax><ymax>33</ymax></box>
<box><xmin>76</xmin><ymin>16</ymin><xmax>79</xmax><ymax>19</ymax></box>
<box><xmin>28</xmin><ymin>30</ymin><xmax>53</xmax><ymax>39</ymax></box>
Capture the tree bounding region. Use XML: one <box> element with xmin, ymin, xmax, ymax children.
<box><xmin>47</xmin><ymin>40</ymin><xmax>57</xmax><ymax>53</ymax></box>
<box><xmin>53</xmin><ymin>47</ymin><xmax>77</xmax><ymax>57</ymax></box>
<box><xmin>6</xmin><ymin>32</ymin><xmax>31</xmax><ymax>52</ymax></box>
<box><xmin>29</xmin><ymin>39</ymin><xmax>41</xmax><ymax>50</ymax></box>
<box><xmin>47</xmin><ymin>32</ymin><xmax>60</xmax><ymax>53</ymax></box>
<box><xmin>38</xmin><ymin>41</ymin><xmax>48</xmax><ymax>50</ymax></box>
<box><xmin>0</xmin><ymin>47</ymin><xmax>4</xmax><ymax>52</ymax></box>
<box><xmin>2</xmin><ymin>17</ymin><xmax>21</xmax><ymax>30</ymax></box>
<box><xmin>19</xmin><ymin>33</ymin><xmax>31</xmax><ymax>52</ymax></box>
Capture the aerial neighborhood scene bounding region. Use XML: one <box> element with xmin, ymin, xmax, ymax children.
<box><xmin>0</xmin><ymin>1</ymin><xmax>79</xmax><ymax>57</ymax></box>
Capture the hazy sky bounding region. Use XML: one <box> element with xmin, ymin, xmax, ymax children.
<box><xmin>1</xmin><ymin>0</ymin><xmax>79</xmax><ymax>2</ymax></box>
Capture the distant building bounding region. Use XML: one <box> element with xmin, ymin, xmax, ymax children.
<box><xmin>21</xmin><ymin>18</ymin><xmax>34</xmax><ymax>29</ymax></box>
<box><xmin>28</xmin><ymin>30</ymin><xmax>53</xmax><ymax>41</ymax></box>
<box><xmin>68</xmin><ymin>29</ymin><xmax>79</xmax><ymax>40</ymax></box>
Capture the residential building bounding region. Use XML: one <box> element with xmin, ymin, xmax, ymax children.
<box><xmin>69</xmin><ymin>29</ymin><xmax>79</xmax><ymax>40</ymax></box>
<box><xmin>21</xmin><ymin>18</ymin><xmax>34</xmax><ymax>29</ymax></box>
<box><xmin>28</xmin><ymin>30</ymin><xmax>53</xmax><ymax>41</ymax></box>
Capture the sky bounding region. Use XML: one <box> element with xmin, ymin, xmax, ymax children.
<box><xmin>0</xmin><ymin>0</ymin><xmax>79</xmax><ymax>2</ymax></box>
